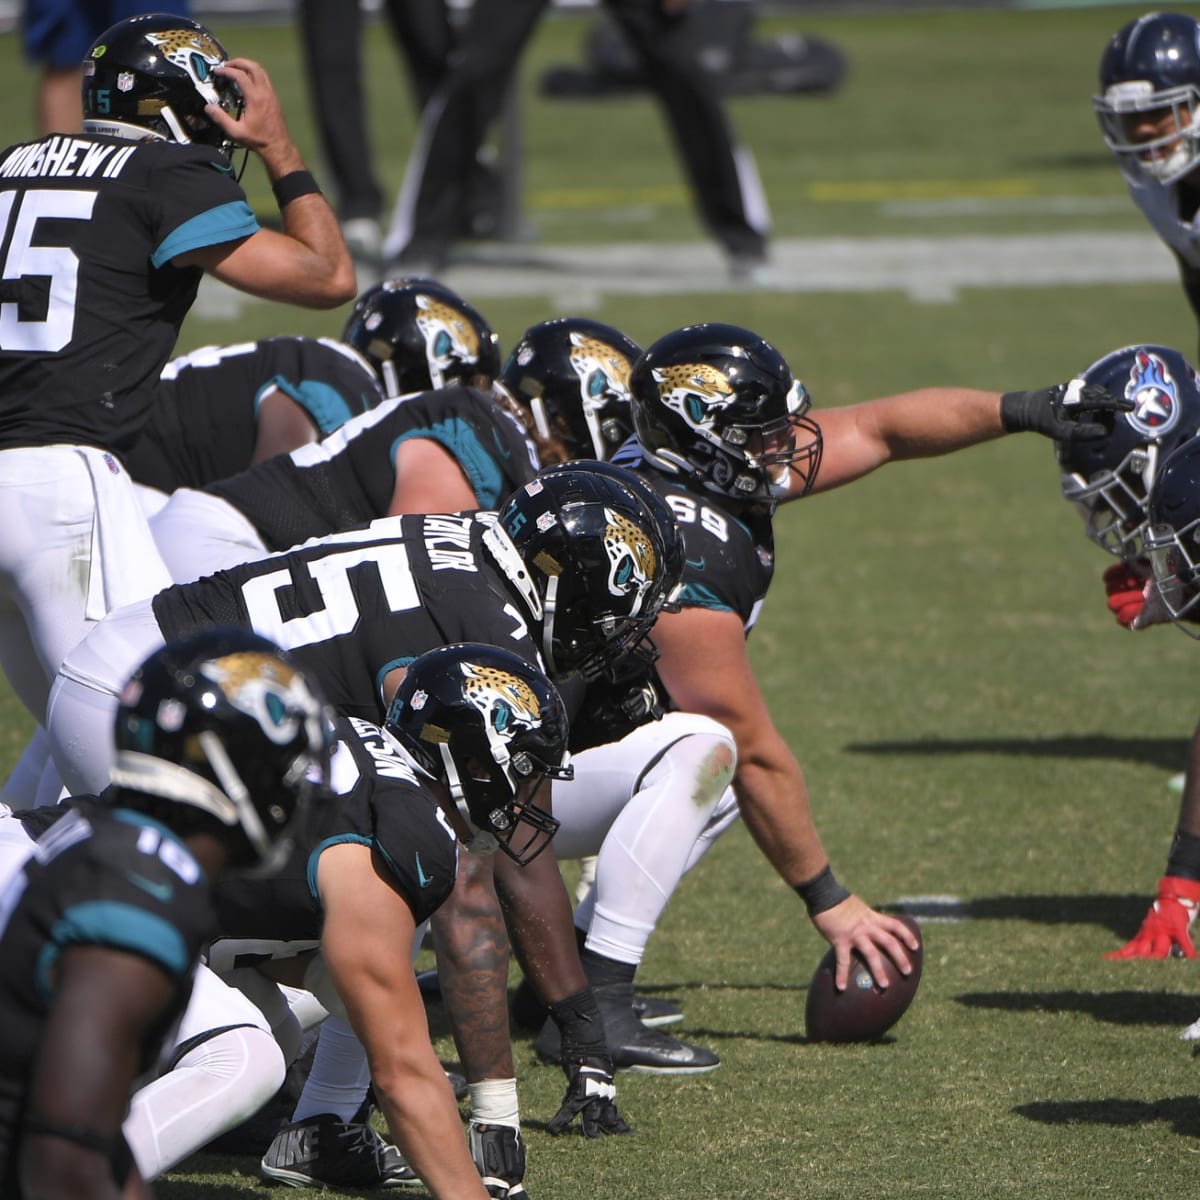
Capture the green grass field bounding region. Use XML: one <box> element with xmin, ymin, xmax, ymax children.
<box><xmin>4</xmin><ymin>3</ymin><xmax>1200</xmax><ymax>1197</ymax></box>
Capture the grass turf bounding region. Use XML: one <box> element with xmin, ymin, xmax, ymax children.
<box><xmin>1</xmin><ymin>4</ymin><xmax>1198</xmax><ymax>1197</ymax></box>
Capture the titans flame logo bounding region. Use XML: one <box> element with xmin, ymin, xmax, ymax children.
<box><xmin>1123</xmin><ymin>350</ymin><xmax>1182</xmax><ymax>438</ymax></box>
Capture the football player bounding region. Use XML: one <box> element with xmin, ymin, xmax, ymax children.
<box><xmin>1046</xmin><ymin>345</ymin><xmax>1200</xmax><ymax>960</ymax></box>
<box><xmin>147</xmin><ymin>280</ymin><xmax>544</xmax><ymax>586</ymax></box>
<box><xmin>1094</xmin><ymin>12</ymin><xmax>1200</xmax><ymax>359</ymax></box>
<box><xmin>205</xmin><ymin>643</ymin><xmax>573</xmax><ymax>1195</ymax></box>
<box><xmin>591</xmin><ymin>322</ymin><xmax>1133</xmax><ymax>1000</ymax></box>
<box><xmin>0</xmin><ymin>629</ymin><xmax>330</xmax><ymax>1200</ymax></box>
<box><xmin>0</xmin><ymin>12</ymin><xmax>355</xmax><ymax>756</ymax></box>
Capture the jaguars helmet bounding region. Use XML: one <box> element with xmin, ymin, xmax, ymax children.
<box><xmin>497</xmin><ymin>318</ymin><xmax>643</xmax><ymax>460</ymax></box>
<box><xmin>1057</xmin><ymin>344</ymin><xmax>1200</xmax><ymax>557</ymax></box>
<box><xmin>491</xmin><ymin>461</ymin><xmax>683</xmax><ymax>680</ymax></box>
<box><xmin>110</xmin><ymin>628</ymin><xmax>333</xmax><ymax>873</ymax></box>
<box><xmin>1145</xmin><ymin>434</ymin><xmax>1200</xmax><ymax>633</ymax></box>
<box><xmin>1094</xmin><ymin>11</ymin><xmax>1200</xmax><ymax>185</ymax></box>
<box><xmin>82</xmin><ymin>14</ymin><xmax>243</xmax><ymax>158</ymax></box>
<box><xmin>630</xmin><ymin>323</ymin><xmax>823</xmax><ymax>505</ymax></box>
<box><xmin>341</xmin><ymin>277</ymin><xmax>501</xmax><ymax>398</ymax></box>
<box><xmin>385</xmin><ymin>643</ymin><xmax>572</xmax><ymax>864</ymax></box>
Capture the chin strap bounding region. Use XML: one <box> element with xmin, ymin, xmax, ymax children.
<box><xmin>438</xmin><ymin>743</ymin><xmax>499</xmax><ymax>857</ymax></box>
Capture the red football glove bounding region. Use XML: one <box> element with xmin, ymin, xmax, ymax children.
<box><xmin>1104</xmin><ymin>876</ymin><xmax>1200</xmax><ymax>959</ymax></box>
<box><xmin>1103</xmin><ymin>561</ymin><xmax>1149</xmax><ymax>628</ymax></box>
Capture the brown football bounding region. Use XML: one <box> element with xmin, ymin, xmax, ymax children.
<box><xmin>804</xmin><ymin>914</ymin><xmax>923</xmax><ymax>1043</ymax></box>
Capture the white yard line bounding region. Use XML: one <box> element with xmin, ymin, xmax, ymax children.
<box><xmin>195</xmin><ymin>230</ymin><xmax>1179</xmax><ymax>317</ymax></box>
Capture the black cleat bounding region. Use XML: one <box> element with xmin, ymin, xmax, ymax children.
<box><xmin>260</xmin><ymin>1113</ymin><xmax>420</xmax><ymax>1189</ymax></box>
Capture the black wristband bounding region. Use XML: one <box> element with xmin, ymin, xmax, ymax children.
<box><xmin>794</xmin><ymin>864</ymin><xmax>851</xmax><ymax>916</ymax></box>
<box><xmin>272</xmin><ymin>169</ymin><xmax>322</xmax><ymax>207</ymax></box>
<box><xmin>1167</xmin><ymin>828</ymin><xmax>1200</xmax><ymax>880</ymax></box>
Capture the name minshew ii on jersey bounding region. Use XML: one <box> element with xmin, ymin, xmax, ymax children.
<box><xmin>0</xmin><ymin>803</ymin><xmax>217</xmax><ymax>1179</ymax></box>
<box><xmin>0</xmin><ymin>134</ymin><xmax>258</xmax><ymax>452</ymax></box>
<box><xmin>204</xmin><ymin>386</ymin><xmax>540</xmax><ymax>551</ymax></box>
<box><xmin>151</xmin><ymin>512</ymin><xmax>542</xmax><ymax>721</ymax></box>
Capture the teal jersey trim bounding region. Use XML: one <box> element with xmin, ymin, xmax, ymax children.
<box><xmin>376</xmin><ymin>655</ymin><xmax>416</xmax><ymax>708</ymax></box>
<box><xmin>260</xmin><ymin>376</ymin><xmax>354</xmax><ymax>435</ymax></box>
<box><xmin>678</xmin><ymin>581</ymin><xmax>735</xmax><ymax>612</ymax></box>
<box><xmin>394</xmin><ymin>418</ymin><xmax>504</xmax><ymax>508</ymax></box>
<box><xmin>307</xmin><ymin>834</ymin><xmax>372</xmax><ymax>900</ymax></box>
<box><xmin>152</xmin><ymin>200</ymin><xmax>259</xmax><ymax>268</ymax></box>
<box><xmin>36</xmin><ymin>900</ymin><xmax>189</xmax><ymax>1001</ymax></box>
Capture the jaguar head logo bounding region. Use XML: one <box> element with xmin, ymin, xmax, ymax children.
<box><xmin>652</xmin><ymin>362</ymin><xmax>736</xmax><ymax>436</ymax></box>
<box><xmin>415</xmin><ymin>294</ymin><xmax>482</xmax><ymax>388</ymax></box>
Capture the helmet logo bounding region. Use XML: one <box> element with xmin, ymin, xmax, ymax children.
<box><xmin>415</xmin><ymin>293</ymin><xmax>480</xmax><ymax>388</ymax></box>
<box><xmin>145</xmin><ymin>28</ymin><xmax>225</xmax><ymax>105</ymax></box>
<box><xmin>603</xmin><ymin>506</ymin><xmax>657</xmax><ymax>615</ymax></box>
<box><xmin>461</xmin><ymin>661</ymin><xmax>543</xmax><ymax>750</ymax></box>
<box><xmin>569</xmin><ymin>332</ymin><xmax>632</xmax><ymax>411</ymax></box>
<box><xmin>117</xmin><ymin>72</ymin><xmax>135</xmax><ymax>92</ymax></box>
<box><xmin>652</xmin><ymin>362</ymin><xmax>736</xmax><ymax>436</ymax></box>
<box><xmin>1123</xmin><ymin>350</ymin><xmax>1182</xmax><ymax>438</ymax></box>
<box><xmin>201</xmin><ymin>652</ymin><xmax>324</xmax><ymax>747</ymax></box>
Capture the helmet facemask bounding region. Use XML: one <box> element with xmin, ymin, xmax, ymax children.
<box><xmin>1060</xmin><ymin>443</ymin><xmax>1158</xmax><ymax>557</ymax></box>
<box><xmin>1094</xmin><ymin>82</ymin><xmax>1200</xmax><ymax>184</ymax></box>
<box><xmin>1147</xmin><ymin>516</ymin><xmax>1200</xmax><ymax>634</ymax></box>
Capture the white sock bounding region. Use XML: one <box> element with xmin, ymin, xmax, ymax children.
<box><xmin>291</xmin><ymin>1015</ymin><xmax>372</xmax><ymax>1123</ymax></box>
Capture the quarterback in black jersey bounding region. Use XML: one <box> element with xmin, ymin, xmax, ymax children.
<box><xmin>0</xmin><ymin>13</ymin><xmax>354</xmax><ymax>760</ymax></box>
<box><xmin>0</xmin><ymin>629</ymin><xmax>329</xmax><ymax>1200</ymax></box>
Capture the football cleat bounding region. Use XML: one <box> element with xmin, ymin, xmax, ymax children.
<box><xmin>260</xmin><ymin>1113</ymin><xmax>420</xmax><ymax>1189</ymax></box>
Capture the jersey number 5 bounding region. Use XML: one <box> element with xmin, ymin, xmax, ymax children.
<box><xmin>0</xmin><ymin>189</ymin><xmax>96</xmax><ymax>352</ymax></box>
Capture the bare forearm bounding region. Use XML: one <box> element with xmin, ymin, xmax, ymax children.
<box><xmin>430</xmin><ymin>885</ymin><xmax>515</xmax><ymax>1081</ymax></box>
<box><xmin>732</xmin><ymin>756</ymin><xmax>832</xmax><ymax>887</ymax></box>
<box><xmin>493</xmin><ymin>847</ymin><xmax>588</xmax><ymax>1004</ymax></box>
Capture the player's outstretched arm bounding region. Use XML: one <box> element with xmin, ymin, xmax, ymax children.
<box><xmin>652</xmin><ymin>603</ymin><xmax>919</xmax><ymax>990</ymax></box>
<box><xmin>804</xmin><ymin>383</ymin><xmax>1131</xmax><ymax>497</ymax></box>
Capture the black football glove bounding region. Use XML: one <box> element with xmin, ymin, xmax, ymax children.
<box><xmin>469</xmin><ymin>1121</ymin><xmax>528</xmax><ymax>1200</ymax></box>
<box><xmin>546</xmin><ymin>1055</ymin><xmax>634</xmax><ymax>1138</ymax></box>
<box><xmin>999</xmin><ymin>380</ymin><xmax>1133</xmax><ymax>443</ymax></box>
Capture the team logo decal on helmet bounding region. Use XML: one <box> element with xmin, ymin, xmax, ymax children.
<box><xmin>570</xmin><ymin>331</ymin><xmax>633</xmax><ymax>407</ymax></box>
<box><xmin>145</xmin><ymin>26</ymin><xmax>227</xmax><ymax>105</ymax></box>
<box><xmin>1122</xmin><ymin>350</ymin><xmax>1182</xmax><ymax>439</ymax></box>
<box><xmin>461</xmin><ymin>661</ymin><xmax>545</xmax><ymax>768</ymax></box>
<box><xmin>199</xmin><ymin>652</ymin><xmax>327</xmax><ymax>750</ymax></box>
<box><xmin>414</xmin><ymin>293</ymin><xmax>482</xmax><ymax>388</ymax></box>
<box><xmin>653</xmin><ymin>361</ymin><xmax>738</xmax><ymax>434</ymax></box>
<box><xmin>603</xmin><ymin>505</ymin><xmax>657</xmax><ymax>617</ymax></box>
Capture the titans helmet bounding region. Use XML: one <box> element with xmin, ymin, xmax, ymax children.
<box><xmin>385</xmin><ymin>642</ymin><xmax>572</xmax><ymax>864</ymax></box>
<box><xmin>497</xmin><ymin>318</ymin><xmax>643</xmax><ymax>460</ymax></box>
<box><xmin>110</xmin><ymin>628</ymin><xmax>333</xmax><ymax>872</ymax></box>
<box><xmin>1094</xmin><ymin>11</ymin><xmax>1200</xmax><ymax>184</ymax></box>
<box><xmin>341</xmin><ymin>278</ymin><xmax>501</xmax><ymax>398</ymax></box>
<box><xmin>1057</xmin><ymin>344</ymin><xmax>1200</xmax><ymax>557</ymax></box>
<box><xmin>491</xmin><ymin>461</ymin><xmax>683</xmax><ymax>680</ymax></box>
<box><xmin>1145</xmin><ymin>434</ymin><xmax>1200</xmax><ymax>633</ymax></box>
<box><xmin>630</xmin><ymin>323</ymin><xmax>823</xmax><ymax>505</ymax></box>
<box><xmin>82</xmin><ymin>14</ymin><xmax>244</xmax><ymax>158</ymax></box>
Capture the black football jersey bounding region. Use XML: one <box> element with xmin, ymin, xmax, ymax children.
<box><xmin>151</xmin><ymin>512</ymin><xmax>544</xmax><ymax>721</ymax></box>
<box><xmin>125</xmin><ymin>337</ymin><xmax>384</xmax><ymax>493</ymax></box>
<box><xmin>0</xmin><ymin>135</ymin><xmax>258</xmax><ymax>453</ymax></box>
<box><xmin>611</xmin><ymin>442</ymin><xmax>774</xmax><ymax>633</ymax></box>
<box><xmin>213</xmin><ymin>715</ymin><xmax>458</xmax><ymax>949</ymax></box>
<box><xmin>205</xmin><ymin>385</ymin><xmax>540</xmax><ymax>552</ymax></box>
<box><xmin>0</xmin><ymin>804</ymin><xmax>216</xmax><ymax>1178</ymax></box>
